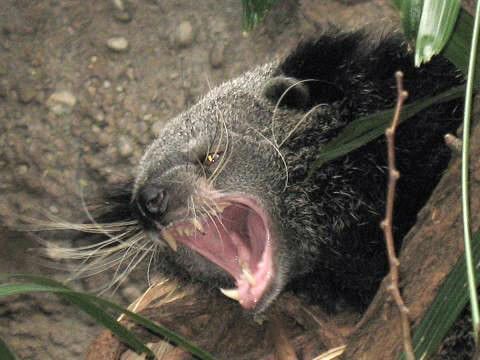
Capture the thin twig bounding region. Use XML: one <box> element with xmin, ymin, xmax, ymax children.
<box><xmin>444</xmin><ymin>133</ymin><xmax>463</xmax><ymax>154</ymax></box>
<box><xmin>380</xmin><ymin>71</ymin><xmax>415</xmax><ymax>360</ymax></box>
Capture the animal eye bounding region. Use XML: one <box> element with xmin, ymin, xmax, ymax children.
<box><xmin>204</xmin><ymin>151</ymin><xmax>223</xmax><ymax>166</ymax></box>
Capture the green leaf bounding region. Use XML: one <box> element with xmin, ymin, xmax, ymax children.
<box><xmin>398</xmin><ymin>0</ymin><xmax>424</xmax><ymax>41</ymax></box>
<box><xmin>307</xmin><ymin>84</ymin><xmax>465</xmax><ymax>177</ymax></box>
<box><xmin>398</xmin><ymin>232</ymin><xmax>480</xmax><ymax>359</ymax></box>
<box><xmin>0</xmin><ymin>274</ymin><xmax>216</xmax><ymax>360</ymax></box>
<box><xmin>0</xmin><ymin>282</ymin><xmax>155</xmax><ymax>359</ymax></box>
<box><xmin>415</xmin><ymin>0</ymin><xmax>461</xmax><ymax>66</ymax></box>
<box><xmin>394</xmin><ymin>3</ymin><xmax>476</xmax><ymax>83</ymax></box>
<box><xmin>0</xmin><ymin>336</ymin><xmax>18</xmax><ymax>360</ymax></box>
<box><xmin>443</xmin><ymin>9</ymin><xmax>475</xmax><ymax>77</ymax></box>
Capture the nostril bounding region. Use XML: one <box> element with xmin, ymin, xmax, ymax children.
<box><xmin>138</xmin><ymin>185</ymin><xmax>169</xmax><ymax>217</ymax></box>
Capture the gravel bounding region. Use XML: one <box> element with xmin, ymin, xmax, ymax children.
<box><xmin>106</xmin><ymin>37</ymin><xmax>129</xmax><ymax>52</ymax></box>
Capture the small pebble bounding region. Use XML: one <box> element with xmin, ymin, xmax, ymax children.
<box><xmin>151</xmin><ymin>120</ymin><xmax>166</xmax><ymax>136</ymax></box>
<box><xmin>16</xmin><ymin>164</ymin><xmax>28</xmax><ymax>175</ymax></box>
<box><xmin>48</xmin><ymin>205</ymin><xmax>59</xmax><ymax>214</ymax></box>
<box><xmin>118</xmin><ymin>135</ymin><xmax>134</xmax><ymax>157</ymax></box>
<box><xmin>210</xmin><ymin>42</ymin><xmax>225</xmax><ymax>68</ymax></box>
<box><xmin>112</xmin><ymin>0</ymin><xmax>133</xmax><ymax>22</ymax></box>
<box><xmin>106</xmin><ymin>37</ymin><xmax>129</xmax><ymax>52</ymax></box>
<box><xmin>46</xmin><ymin>90</ymin><xmax>77</xmax><ymax>115</ymax></box>
<box><xmin>175</xmin><ymin>21</ymin><xmax>194</xmax><ymax>48</ymax></box>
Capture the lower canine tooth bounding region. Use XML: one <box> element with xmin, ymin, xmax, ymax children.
<box><xmin>162</xmin><ymin>231</ymin><xmax>178</xmax><ymax>252</ymax></box>
<box><xmin>220</xmin><ymin>288</ymin><xmax>240</xmax><ymax>301</ymax></box>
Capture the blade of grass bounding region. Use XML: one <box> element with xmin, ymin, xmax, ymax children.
<box><xmin>398</xmin><ymin>232</ymin><xmax>480</xmax><ymax>359</ymax></box>
<box><xmin>442</xmin><ymin>9</ymin><xmax>474</xmax><ymax>76</ymax></box>
<box><xmin>0</xmin><ymin>283</ymin><xmax>155</xmax><ymax>359</ymax></box>
<box><xmin>415</xmin><ymin>0</ymin><xmax>461</xmax><ymax>66</ymax></box>
<box><xmin>0</xmin><ymin>336</ymin><xmax>18</xmax><ymax>360</ymax></box>
<box><xmin>461</xmin><ymin>0</ymin><xmax>480</xmax><ymax>344</ymax></box>
<box><xmin>398</xmin><ymin>0</ymin><xmax>424</xmax><ymax>41</ymax></box>
<box><xmin>0</xmin><ymin>274</ymin><xmax>216</xmax><ymax>360</ymax></box>
<box><xmin>307</xmin><ymin>84</ymin><xmax>465</xmax><ymax>177</ymax></box>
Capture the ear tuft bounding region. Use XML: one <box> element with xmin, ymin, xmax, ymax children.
<box><xmin>262</xmin><ymin>76</ymin><xmax>310</xmax><ymax>109</ymax></box>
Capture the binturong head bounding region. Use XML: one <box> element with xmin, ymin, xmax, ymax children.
<box><xmin>130</xmin><ymin>62</ymin><xmax>317</xmax><ymax>312</ymax></box>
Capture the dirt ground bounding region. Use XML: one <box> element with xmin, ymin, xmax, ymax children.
<box><xmin>0</xmin><ymin>0</ymin><xmax>397</xmax><ymax>358</ymax></box>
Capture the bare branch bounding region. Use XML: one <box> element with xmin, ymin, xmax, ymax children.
<box><xmin>380</xmin><ymin>71</ymin><xmax>415</xmax><ymax>360</ymax></box>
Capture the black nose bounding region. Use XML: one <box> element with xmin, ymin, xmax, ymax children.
<box><xmin>137</xmin><ymin>184</ymin><xmax>169</xmax><ymax>218</ymax></box>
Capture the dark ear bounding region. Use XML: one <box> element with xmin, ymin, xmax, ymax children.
<box><xmin>262</xmin><ymin>76</ymin><xmax>310</xmax><ymax>109</ymax></box>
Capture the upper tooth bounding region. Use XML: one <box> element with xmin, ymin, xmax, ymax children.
<box><xmin>184</xmin><ymin>227</ymin><xmax>193</xmax><ymax>236</ymax></box>
<box><xmin>219</xmin><ymin>288</ymin><xmax>240</xmax><ymax>301</ymax></box>
<box><xmin>216</xmin><ymin>202</ymin><xmax>229</xmax><ymax>212</ymax></box>
<box><xmin>162</xmin><ymin>230</ymin><xmax>178</xmax><ymax>252</ymax></box>
<box><xmin>241</xmin><ymin>266</ymin><xmax>256</xmax><ymax>286</ymax></box>
<box><xmin>192</xmin><ymin>219</ymin><xmax>204</xmax><ymax>233</ymax></box>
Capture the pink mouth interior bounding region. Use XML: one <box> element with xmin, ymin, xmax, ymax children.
<box><xmin>160</xmin><ymin>196</ymin><xmax>274</xmax><ymax>309</ymax></box>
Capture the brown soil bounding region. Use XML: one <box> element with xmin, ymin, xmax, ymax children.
<box><xmin>0</xmin><ymin>1</ymin><xmax>396</xmax><ymax>358</ymax></box>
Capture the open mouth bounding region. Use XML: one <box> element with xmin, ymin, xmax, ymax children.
<box><xmin>155</xmin><ymin>195</ymin><xmax>275</xmax><ymax>310</ymax></box>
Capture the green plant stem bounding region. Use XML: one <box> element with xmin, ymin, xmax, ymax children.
<box><xmin>462</xmin><ymin>0</ymin><xmax>480</xmax><ymax>345</ymax></box>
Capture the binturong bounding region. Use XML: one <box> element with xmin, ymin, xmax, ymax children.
<box><xmin>55</xmin><ymin>29</ymin><xmax>463</xmax><ymax>314</ymax></box>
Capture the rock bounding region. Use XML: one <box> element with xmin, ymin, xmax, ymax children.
<box><xmin>46</xmin><ymin>90</ymin><xmax>77</xmax><ymax>115</ymax></box>
<box><xmin>175</xmin><ymin>21</ymin><xmax>194</xmax><ymax>48</ymax></box>
<box><xmin>15</xmin><ymin>164</ymin><xmax>28</xmax><ymax>175</ymax></box>
<box><xmin>112</xmin><ymin>0</ymin><xmax>125</xmax><ymax>11</ymax></box>
<box><xmin>106</xmin><ymin>37</ymin><xmax>129</xmax><ymax>52</ymax></box>
<box><xmin>209</xmin><ymin>42</ymin><xmax>225</xmax><ymax>68</ymax></box>
<box><xmin>118</xmin><ymin>135</ymin><xmax>133</xmax><ymax>157</ymax></box>
<box><xmin>112</xmin><ymin>0</ymin><xmax>133</xmax><ymax>22</ymax></box>
<box><xmin>17</xmin><ymin>82</ymin><xmax>37</xmax><ymax>104</ymax></box>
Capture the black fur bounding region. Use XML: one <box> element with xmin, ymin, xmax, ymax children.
<box><xmin>276</xmin><ymin>32</ymin><xmax>463</xmax><ymax>309</ymax></box>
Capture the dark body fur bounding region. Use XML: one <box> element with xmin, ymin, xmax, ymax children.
<box><xmin>86</xmin><ymin>30</ymin><xmax>463</xmax><ymax>312</ymax></box>
<box><xmin>276</xmin><ymin>32</ymin><xmax>463</xmax><ymax>309</ymax></box>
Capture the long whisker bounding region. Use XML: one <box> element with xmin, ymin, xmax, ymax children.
<box><xmin>279</xmin><ymin>103</ymin><xmax>327</xmax><ymax>147</ymax></box>
<box><xmin>109</xmin><ymin>242</ymin><xmax>155</xmax><ymax>294</ymax></box>
<box><xmin>205</xmin><ymin>76</ymin><xmax>231</xmax><ymax>185</ymax></box>
<box><xmin>270</xmin><ymin>78</ymin><xmax>319</xmax><ymax>146</ymax></box>
<box><xmin>249</xmin><ymin>127</ymin><xmax>289</xmax><ymax>192</ymax></box>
